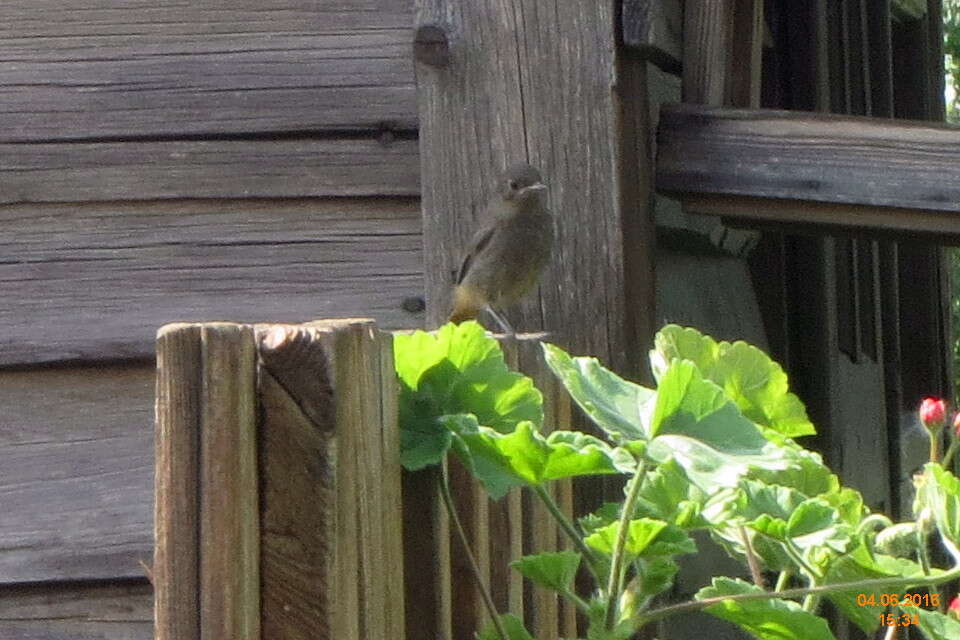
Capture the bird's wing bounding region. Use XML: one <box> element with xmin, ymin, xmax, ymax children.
<box><xmin>455</xmin><ymin>221</ymin><xmax>497</xmax><ymax>284</ymax></box>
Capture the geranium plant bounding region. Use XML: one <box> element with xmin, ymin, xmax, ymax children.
<box><xmin>395</xmin><ymin>322</ymin><xmax>960</xmax><ymax>640</ymax></box>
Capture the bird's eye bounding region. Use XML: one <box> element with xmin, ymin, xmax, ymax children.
<box><xmin>509</xmin><ymin>180</ymin><xmax>519</xmax><ymax>190</ymax></box>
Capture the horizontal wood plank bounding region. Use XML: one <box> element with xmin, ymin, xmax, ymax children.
<box><xmin>0</xmin><ymin>137</ymin><xmax>420</xmax><ymax>204</ymax></box>
<box><xmin>0</xmin><ymin>365</ymin><xmax>154</xmax><ymax>584</ymax></box>
<box><xmin>0</xmin><ymin>580</ymin><xmax>152</xmax><ymax>639</ymax></box>
<box><xmin>0</xmin><ymin>1</ymin><xmax>416</xmax><ymax>141</ymax></box>
<box><xmin>656</xmin><ymin>104</ymin><xmax>960</xmax><ymax>234</ymax></box>
<box><xmin>0</xmin><ymin>198</ymin><xmax>424</xmax><ymax>367</ymax></box>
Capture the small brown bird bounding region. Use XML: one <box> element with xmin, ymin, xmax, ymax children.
<box><xmin>449</xmin><ymin>163</ymin><xmax>554</xmax><ymax>333</ymax></box>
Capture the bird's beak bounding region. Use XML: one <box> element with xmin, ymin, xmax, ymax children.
<box><xmin>518</xmin><ymin>182</ymin><xmax>547</xmax><ymax>198</ymax></box>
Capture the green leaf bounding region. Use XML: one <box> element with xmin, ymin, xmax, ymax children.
<box><xmin>785</xmin><ymin>498</ymin><xmax>849</xmax><ymax>553</ymax></box>
<box><xmin>635</xmin><ymin>556</ymin><xmax>679</xmax><ymax>600</ymax></box>
<box><xmin>585</xmin><ymin>518</ymin><xmax>696</xmax><ymax>558</ymax></box>
<box><xmin>446</xmin><ymin>415</ymin><xmax>634</xmax><ymax>499</ymax></box>
<box><xmin>874</xmin><ymin>522</ymin><xmax>921</xmax><ymax>558</ymax></box>
<box><xmin>542</xmin><ymin>342</ymin><xmax>655</xmax><ymax>441</ymax></box>
<box><xmin>899</xmin><ymin>604</ymin><xmax>960</xmax><ymax>640</ymax></box>
<box><xmin>705</xmin><ymin>481</ymin><xmax>807</xmax><ymax>571</ymax></box>
<box><xmin>579</xmin><ymin>503</ymin><xmax>622</xmax><ymax>536</ymax></box>
<box><xmin>654</xmin><ymin>325</ymin><xmax>816</xmax><ymax>437</ymax></box>
<box><xmin>394</xmin><ymin>322</ymin><xmax>543</xmax><ymax>471</ymax></box>
<box><xmin>633</xmin><ymin>458</ymin><xmax>707</xmax><ymax>528</ymax></box>
<box><xmin>914</xmin><ymin>463</ymin><xmax>960</xmax><ymax>547</ymax></box>
<box><xmin>646</xmin><ymin>361</ymin><xmax>791</xmax><ymax>490</ymax></box>
<box><xmin>824</xmin><ymin>543</ymin><xmax>929</xmax><ymax>635</ymax></box>
<box><xmin>748</xmin><ymin>447</ymin><xmax>838</xmax><ymax>498</ymax></box>
<box><xmin>511</xmin><ymin>551</ymin><xmax>581</xmax><ymax>592</ymax></box>
<box><xmin>697</xmin><ymin>577</ymin><xmax>837</xmax><ymax>640</ymax></box>
<box><xmin>399</xmin><ymin>412</ymin><xmax>451</xmax><ymax>471</ymax></box>
<box><xmin>477</xmin><ymin>614</ymin><xmax>535</xmax><ymax>640</ymax></box>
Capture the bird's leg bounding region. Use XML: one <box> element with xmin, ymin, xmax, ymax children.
<box><xmin>484</xmin><ymin>305</ymin><xmax>514</xmax><ymax>335</ymax></box>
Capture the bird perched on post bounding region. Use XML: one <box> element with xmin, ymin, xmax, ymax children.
<box><xmin>448</xmin><ymin>163</ymin><xmax>554</xmax><ymax>333</ymax></box>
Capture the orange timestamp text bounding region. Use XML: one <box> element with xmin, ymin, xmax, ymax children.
<box><xmin>855</xmin><ymin>592</ymin><xmax>941</xmax><ymax>607</ymax></box>
<box><xmin>878</xmin><ymin>612</ymin><xmax>920</xmax><ymax>627</ymax></box>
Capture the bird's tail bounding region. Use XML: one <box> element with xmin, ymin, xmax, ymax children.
<box><xmin>448</xmin><ymin>284</ymin><xmax>484</xmax><ymax>324</ymax></box>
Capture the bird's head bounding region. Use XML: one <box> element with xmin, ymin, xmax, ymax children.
<box><xmin>501</xmin><ymin>163</ymin><xmax>547</xmax><ymax>206</ymax></box>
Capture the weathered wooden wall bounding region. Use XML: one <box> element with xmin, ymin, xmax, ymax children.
<box><xmin>0</xmin><ymin>1</ymin><xmax>422</xmax><ymax>637</ymax></box>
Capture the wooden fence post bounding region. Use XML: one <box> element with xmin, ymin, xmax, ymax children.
<box><xmin>154</xmin><ymin>319</ymin><xmax>403</xmax><ymax>640</ymax></box>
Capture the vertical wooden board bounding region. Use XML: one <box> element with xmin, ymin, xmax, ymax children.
<box><xmin>514</xmin><ymin>335</ymin><xmax>577</xmax><ymax>637</ymax></box>
<box><xmin>414</xmin><ymin>0</ymin><xmax>653</xmax><ymax>377</ymax></box>
<box><xmin>257</xmin><ymin>325</ymin><xmax>338</xmax><ymax>639</ymax></box>
<box><xmin>199</xmin><ymin>323</ymin><xmax>259</xmax><ymax>640</ymax></box>
<box><xmin>377</xmin><ymin>330</ymin><xmax>406</xmax><ymax>640</ymax></box>
<box><xmin>487</xmin><ymin>337</ymin><xmax>524</xmax><ymax>619</ymax></box>
<box><xmin>355</xmin><ymin>321</ymin><xmax>387</xmax><ymax>640</ymax></box>
<box><xmin>447</xmin><ymin>457</ymin><xmax>490</xmax><ymax>638</ymax></box>
<box><xmin>729</xmin><ymin>0</ymin><xmax>764</xmax><ymax>107</ymax></box>
<box><xmin>402</xmin><ymin>466</ymin><xmax>451</xmax><ymax>640</ymax></box>
<box><xmin>154</xmin><ymin>323</ymin><xmax>201</xmax><ymax>640</ymax></box>
<box><xmin>488</xmin><ymin>488</ymin><xmax>524</xmax><ymax>617</ymax></box>
<box><xmin>682</xmin><ymin>0</ymin><xmax>735</xmax><ymax>104</ymax></box>
<box><xmin>315</xmin><ymin>323</ymin><xmax>362</xmax><ymax>640</ymax></box>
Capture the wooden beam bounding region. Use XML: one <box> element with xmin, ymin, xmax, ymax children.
<box><xmin>0</xmin><ymin>137</ymin><xmax>420</xmax><ymax>205</ymax></box>
<box><xmin>413</xmin><ymin>0</ymin><xmax>656</xmax><ymax>375</ymax></box>
<box><xmin>657</xmin><ymin>103</ymin><xmax>960</xmax><ymax>236</ymax></box>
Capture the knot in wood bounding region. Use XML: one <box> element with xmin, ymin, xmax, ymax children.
<box><xmin>401</xmin><ymin>295</ymin><xmax>425</xmax><ymax>313</ymax></box>
<box><xmin>413</xmin><ymin>24</ymin><xmax>451</xmax><ymax>67</ymax></box>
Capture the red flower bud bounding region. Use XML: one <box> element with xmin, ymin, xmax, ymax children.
<box><xmin>954</xmin><ymin>412</ymin><xmax>960</xmax><ymax>438</ymax></box>
<box><xmin>949</xmin><ymin>596</ymin><xmax>960</xmax><ymax>620</ymax></box>
<box><xmin>920</xmin><ymin>397</ymin><xmax>947</xmax><ymax>430</ymax></box>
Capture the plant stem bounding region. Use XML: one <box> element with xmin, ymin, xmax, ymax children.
<box><xmin>561</xmin><ymin>588</ymin><xmax>592</xmax><ymax>614</ymax></box>
<box><xmin>930</xmin><ymin>429</ymin><xmax>942</xmax><ymax>463</ymax></box>
<box><xmin>637</xmin><ymin>564</ymin><xmax>960</xmax><ymax>627</ymax></box>
<box><xmin>943</xmin><ymin>439</ymin><xmax>959</xmax><ymax>469</ymax></box>
<box><xmin>438</xmin><ymin>460</ymin><xmax>508</xmax><ymax>640</ymax></box>
<box><xmin>532</xmin><ymin>484</ymin><xmax>601</xmax><ymax>576</ymax></box>
<box><xmin>783</xmin><ymin>538</ymin><xmax>820</xmax><ymax>585</ymax></box>
<box><xmin>604</xmin><ymin>460</ymin><xmax>647</xmax><ymax>631</ymax></box>
<box><xmin>774</xmin><ymin>570</ymin><xmax>791</xmax><ymax>592</ymax></box>
<box><xmin>917</xmin><ymin>527</ymin><xmax>932</xmax><ymax>575</ymax></box>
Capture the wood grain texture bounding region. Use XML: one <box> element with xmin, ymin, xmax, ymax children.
<box><xmin>0</xmin><ymin>137</ymin><xmax>420</xmax><ymax>205</ymax></box>
<box><xmin>309</xmin><ymin>319</ymin><xmax>405</xmax><ymax>640</ymax></box>
<box><xmin>683</xmin><ymin>0</ymin><xmax>735</xmax><ymax>104</ymax></box>
<box><xmin>0</xmin><ymin>580</ymin><xmax>153</xmax><ymax>640</ymax></box>
<box><xmin>414</xmin><ymin>0</ymin><xmax>656</xmax><ymax>377</ymax></box>
<box><xmin>198</xmin><ymin>324</ymin><xmax>259</xmax><ymax>640</ymax></box>
<box><xmin>154</xmin><ymin>324</ymin><xmax>201</xmax><ymax>640</ymax></box>
<box><xmin>0</xmin><ymin>1</ymin><xmax>416</xmax><ymax>141</ymax></box>
<box><xmin>0</xmin><ymin>198</ymin><xmax>424</xmax><ymax>367</ymax></box>
<box><xmin>657</xmin><ymin>104</ymin><xmax>960</xmax><ymax>225</ymax></box>
<box><xmin>257</xmin><ymin>325</ymin><xmax>336</xmax><ymax>640</ymax></box>
<box><xmin>401</xmin><ymin>466</ymin><xmax>451</xmax><ymax>640</ymax></box>
<box><xmin>0</xmin><ymin>364</ymin><xmax>153</xmax><ymax>585</ymax></box>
